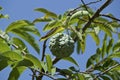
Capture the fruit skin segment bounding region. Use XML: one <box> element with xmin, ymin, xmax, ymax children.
<box><xmin>49</xmin><ymin>33</ymin><xmax>74</xmax><ymax>58</ymax></box>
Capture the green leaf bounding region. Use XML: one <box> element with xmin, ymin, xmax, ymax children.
<box><xmin>101</xmin><ymin>34</ymin><xmax>107</xmax><ymax>58</ymax></box>
<box><xmin>2</xmin><ymin>51</ymin><xmax>23</xmax><ymax>61</ymax></box>
<box><xmin>46</xmin><ymin>54</ymin><xmax>52</xmax><ymax>73</ymax></box>
<box><xmin>8</xmin><ymin>66</ymin><xmax>26</xmax><ymax>80</ymax></box>
<box><xmin>89</xmin><ymin>32</ymin><xmax>100</xmax><ymax>46</ymax></box>
<box><xmin>59</xmin><ymin>69</ymin><xmax>73</xmax><ymax>76</ymax></box>
<box><xmin>25</xmin><ymin>54</ymin><xmax>42</xmax><ymax>70</ymax></box>
<box><xmin>0</xmin><ymin>38</ymin><xmax>10</xmax><ymax>53</ymax></box>
<box><xmin>12</xmin><ymin>37</ymin><xmax>28</xmax><ymax>52</ymax></box>
<box><xmin>40</xmin><ymin>26</ymin><xmax>64</xmax><ymax>41</ymax></box>
<box><xmin>41</xmin><ymin>62</ymin><xmax>47</xmax><ymax>73</ymax></box>
<box><xmin>106</xmin><ymin>39</ymin><xmax>114</xmax><ymax>54</ymax></box>
<box><xmin>19</xmin><ymin>26</ymin><xmax>40</xmax><ymax>36</ymax></box>
<box><xmin>0</xmin><ymin>51</ymin><xmax>22</xmax><ymax>71</ymax></box>
<box><xmin>15</xmin><ymin>59</ymin><xmax>33</xmax><ymax>67</ymax></box>
<box><xmin>76</xmin><ymin>73</ymin><xmax>85</xmax><ymax>80</ymax></box>
<box><xmin>77</xmin><ymin>40</ymin><xmax>81</xmax><ymax>54</ymax></box>
<box><xmin>57</xmin><ymin>78</ymin><xmax>67</xmax><ymax>80</ymax></box>
<box><xmin>10</xmin><ymin>29</ymin><xmax>40</xmax><ymax>53</ymax></box>
<box><xmin>109</xmin><ymin>52</ymin><xmax>120</xmax><ymax>58</ymax></box>
<box><xmin>51</xmin><ymin>67</ymin><xmax>56</xmax><ymax>76</ymax></box>
<box><xmin>70</xmin><ymin>10</ymin><xmax>89</xmax><ymax>20</ymax></box>
<box><xmin>0</xmin><ymin>59</ymin><xmax>13</xmax><ymax>71</ymax></box>
<box><xmin>99</xmin><ymin>24</ymin><xmax>112</xmax><ymax>37</ymax></box>
<box><xmin>6</xmin><ymin>20</ymin><xmax>33</xmax><ymax>32</ymax></box>
<box><xmin>63</xmin><ymin>57</ymin><xmax>79</xmax><ymax>66</ymax></box>
<box><xmin>34</xmin><ymin>8</ymin><xmax>57</xmax><ymax>18</ymax></box>
<box><xmin>80</xmin><ymin>40</ymin><xmax>86</xmax><ymax>54</ymax></box>
<box><xmin>6</xmin><ymin>20</ymin><xmax>40</xmax><ymax>36</ymax></box>
<box><xmin>86</xmin><ymin>48</ymin><xmax>101</xmax><ymax>68</ymax></box>
<box><xmin>113</xmin><ymin>40</ymin><xmax>120</xmax><ymax>52</ymax></box>
<box><xmin>86</xmin><ymin>54</ymin><xmax>96</xmax><ymax>68</ymax></box>
<box><xmin>33</xmin><ymin>18</ymin><xmax>51</xmax><ymax>23</ymax></box>
<box><xmin>43</xmin><ymin>20</ymin><xmax>57</xmax><ymax>31</ymax></box>
<box><xmin>94</xmin><ymin>26</ymin><xmax>100</xmax><ymax>34</ymax></box>
<box><xmin>0</xmin><ymin>14</ymin><xmax>9</xmax><ymax>19</ymax></box>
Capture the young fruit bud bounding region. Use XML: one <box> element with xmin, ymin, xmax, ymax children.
<box><xmin>49</xmin><ymin>33</ymin><xmax>74</xmax><ymax>58</ymax></box>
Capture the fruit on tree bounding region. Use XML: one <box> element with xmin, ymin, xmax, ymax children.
<box><xmin>49</xmin><ymin>33</ymin><xmax>74</xmax><ymax>58</ymax></box>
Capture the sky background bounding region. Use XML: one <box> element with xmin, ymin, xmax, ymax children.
<box><xmin>0</xmin><ymin>0</ymin><xmax>120</xmax><ymax>80</ymax></box>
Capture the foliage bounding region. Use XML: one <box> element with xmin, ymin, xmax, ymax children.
<box><xmin>0</xmin><ymin>0</ymin><xmax>120</xmax><ymax>80</ymax></box>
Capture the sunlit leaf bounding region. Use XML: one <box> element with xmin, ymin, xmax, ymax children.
<box><xmin>25</xmin><ymin>54</ymin><xmax>42</xmax><ymax>70</ymax></box>
<box><xmin>77</xmin><ymin>73</ymin><xmax>85</xmax><ymax>80</ymax></box>
<box><xmin>101</xmin><ymin>34</ymin><xmax>107</xmax><ymax>58</ymax></box>
<box><xmin>0</xmin><ymin>38</ymin><xmax>10</xmax><ymax>53</ymax></box>
<box><xmin>80</xmin><ymin>40</ymin><xmax>86</xmax><ymax>54</ymax></box>
<box><xmin>106</xmin><ymin>39</ymin><xmax>114</xmax><ymax>54</ymax></box>
<box><xmin>76</xmin><ymin>40</ymin><xmax>81</xmax><ymax>54</ymax></box>
<box><xmin>10</xmin><ymin>29</ymin><xmax>40</xmax><ymax>53</ymax></box>
<box><xmin>43</xmin><ymin>20</ymin><xmax>57</xmax><ymax>31</ymax></box>
<box><xmin>63</xmin><ymin>57</ymin><xmax>79</xmax><ymax>66</ymax></box>
<box><xmin>94</xmin><ymin>26</ymin><xmax>100</xmax><ymax>34</ymax></box>
<box><xmin>110</xmin><ymin>21</ymin><xmax>120</xmax><ymax>28</ymax></box>
<box><xmin>70</xmin><ymin>10</ymin><xmax>89</xmax><ymax>20</ymax></box>
<box><xmin>0</xmin><ymin>51</ymin><xmax>22</xmax><ymax>71</ymax></box>
<box><xmin>6</xmin><ymin>20</ymin><xmax>40</xmax><ymax>36</ymax></box>
<box><xmin>34</xmin><ymin>8</ymin><xmax>57</xmax><ymax>18</ymax></box>
<box><xmin>40</xmin><ymin>26</ymin><xmax>64</xmax><ymax>41</ymax></box>
<box><xmin>46</xmin><ymin>54</ymin><xmax>52</xmax><ymax>73</ymax></box>
<box><xmin>8</xmin><ymin>66</ymin><xmax>26</xmax><ymax>80</ymax></box>
<box><xmin>51</xmin><ymin>67</ymin><xmax>56</xmax><ymax>76</ymax></box>
<box><xmin>109</xmin><ymin>52</ymin><xmax>120</xmax><ymax>58</ymax></box>
<box><xmin>113</xmin><ymin>40</ymin><xmax>120</xmax><ymax>52</ymax></box>
<box><xmin>99</xmin><ymin>23</ymin><xmax>112</xmax><ymax>37</ymax></box>
<box><xmin>19</xmin><ymin>26</ymin><xmax>40</xmax><ymax>36</ymax></box>
<box><xmin>12</xmin><ymin>37</ymin><xmax>28</xmax><ymax>53</ymax></box>
<box><xmin>6</xmin><ymin>20</ymin><xmax>33</xmax><ymax>32</ymax></box>
<box><xmin>2</xmin><ymin>51</ymin><xmax>23</xmax><ymax>61</ymax></box>
<box><xmin>89</xmin><ymin>32</ymin><xmax>100</xmax><ymax>46</ymax></box>
<box><xmin>41</xmin><ymin>62</ymin><xmax>47</xmax><ymax>73</ymax></box>
<box><xmin>33</xmin><ymin>18</ymin><xmax>51</xmax><ymax>23</ymax></box>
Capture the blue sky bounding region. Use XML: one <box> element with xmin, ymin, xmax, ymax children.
<box><xmin>0</xmin><ymin>0</ymin><xmax>120</xmax><ymax>80</ymax></box>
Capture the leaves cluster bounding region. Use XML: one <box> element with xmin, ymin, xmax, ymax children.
<box><xmin>0</xmin><ymin>1</ymin><xmax>120</xmax><ymax>80</ymax></box>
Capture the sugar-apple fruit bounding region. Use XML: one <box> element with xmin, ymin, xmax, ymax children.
<box><xmin>49</xmin><ymin>33</ymin><xmax>74</xmax><ymax>58</ymax></box>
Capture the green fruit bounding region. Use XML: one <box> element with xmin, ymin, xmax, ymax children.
<box><xmin>49</xmin><ymin>33</ymin><xmax>74</xmax><ymax>58</ymax></box>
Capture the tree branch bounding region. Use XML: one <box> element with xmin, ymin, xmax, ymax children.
<box><xmin>67</xmin><ymin>0</ymin><xmax>102</xmax><ymax>16</ymax></box>
<box><xmin>82</xmin><ymin>0</ymin><xmax>113</xmax><ymax>33</ymax></box>
<box><xmin>93</xmin><ymin>64</ymin><xmax>120</xmax><ymax>80</ymax></box>
<box><xmin>100</xmin><ymin>14</ymin><xmax>120</xmax><ymax>21</ymax></box>
<box><xmin>41</xmin><ymin>39</ymin><xmax>48</xmax><ymax>61</ymax></box>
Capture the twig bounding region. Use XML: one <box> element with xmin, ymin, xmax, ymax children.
<box><xmin>34</xmin><ymin>69</ymin><xmax>56</xmax><ymax>80</ymax></box>
<box><xmin>85</xmin><ymin>57</ymin><xmax>108</xmax><ymax>73</ymax></box>
<box><xmin>67</xmin><ymin>0</ymin><xmax>102</xmax><ymax>16</ymax></box>
<box><xmin>82</xmin><ymin>0</ymin><xmax>113</xmax><ymax>33</ymax></box>
<box><xmin>93</xmin><ymin>64</ymin><xmax>120</xmax><ymax>80</ymax></box>
<box><xmin>41</xmin><ymin>39</ymin><xmax>48</xmax><ymax>61</ymax></box>
<box><xmin>52</xmin><ymin>57</ymin><xmax>61</xmax><ymax>64</ymax></box>
<box><xmin>100</xmin><ymin>14</ymin><xmax>120</xmax><ymax>21</ymax></box>
<box><xmin>30</xmin><ymin>68</ymin><xmax>36</xmax><ymax>80</ymax></box>
<box><xmin>81</xmin><ymin>0</ymin><xmax>90</xmax><ymax>19</ymax></box>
